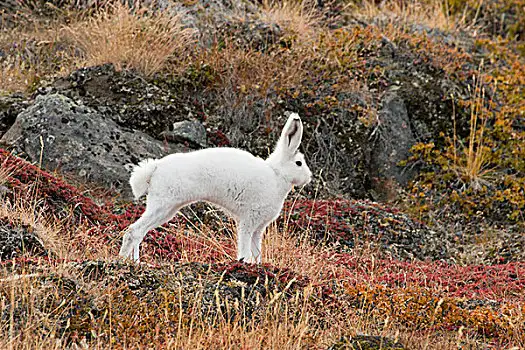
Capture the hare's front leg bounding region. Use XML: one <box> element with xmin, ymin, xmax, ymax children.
<box><xmin>250</xmin><ymin>224</ymin><xmax>267</xmax><ymax>264</ymax></box>
<box><xmin>237</xmin><ymin>221</ymin><xmax>267</xmax><ymax>263</ymax></box>
<box><xmin>237</xmin><ymin>221</ymin><xmax>252</xmax><ymax>262</ymax></box>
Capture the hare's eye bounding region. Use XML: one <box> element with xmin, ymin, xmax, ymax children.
<box><xmin>295</xmin><ymin>161</ymin><xmax>302</xmax><ymax>166</ymax></box>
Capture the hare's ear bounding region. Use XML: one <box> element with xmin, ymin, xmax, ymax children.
<box><xmin>278</xmin><ymin>113</ymin><xmax>303</xmax><ymax>155</ymax></box>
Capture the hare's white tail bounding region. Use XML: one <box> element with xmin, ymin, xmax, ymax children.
<box><xmin>129</xmin><ymin>159</ymin><xmax>158</xmax><ymax>200</ymax></box>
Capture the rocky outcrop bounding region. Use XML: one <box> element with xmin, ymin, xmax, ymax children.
<box><xmin>0</xmin><ymin>53</ymin><xmax>461</xmax><ymax>201</ymax></box>
<box><xmin>370</xmin><ymin>93</ymin><xmax>417</xmax><ymax>188</ymax></box>
<box><xmin>0</xmin><ymin>218</ymin><xmax>49</xmax><ymax>261</ymax></box>
<box><xmin>328</xmin><ymin>335</ymin><xmax>405</xmax><ymax>350</ymax></box>
<box><xmin>49</xmin><ymin>64</ymin><xmax>194</xmax><ymax>138</ymax></box>
<box><xmin>0</xmin><ymin>3</ymin><xmax>467</xmax><ymax>203</ymax></box>
<box><xmin>161</xmin><ymin>119</ymin><xmax>208</xmax><ymax>148</ymax></box>
<box><xmin>2</xmin><ymin>259</ymin><xmax>308</xmax><ymax>341</ymax></box>
<box><xmin>284</xmin><ymin>200</ymin><xmax>451</xmax><ymax>262</ymax></box>
<box><xmin>0</xmin><ymin>93</ymin><xmax>183</xmax><ymax>197</ymax></box>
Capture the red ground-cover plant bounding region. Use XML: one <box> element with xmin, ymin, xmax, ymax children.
<box><xmin>325</xmin><ymin>253</ymin><xmax>525</xmax><ymax>341</ymax></box>
<box><xmin>0</xmin><ymin>148</ymin><xmax>186</xmax><ymax>257</ymax></box>
<box><xmin>0</xmin><ymin>148</ymin><xmax>114</xmax><ymax>223</ymax></box>
<box><xmin>282</xmin><ymin>199</ymin><xmax>435</xmax><ymax>260</ymax></box>
<box><xmin>207</xmin><ymin>129</ymin><xmax>231</xmax><ymax>147</ymax></box>
<box><xmin>331</xmin><ymin>254</ymin><xmax>525</xmax><ymax>302</ymax></box>
<box><xmin>283</xmin><ymin>199</ymin><xmax>409</xmax><ymax>240</ymax></box>
<box><xmin>1</xmin><ymin>149</ymin><xmax>524</xmax><ymax>308</ymax></box>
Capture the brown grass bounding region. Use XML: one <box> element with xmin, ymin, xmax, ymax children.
<box><xmin>200</xmin><ymin>42</ymin><xmax>307</xmax><ymax>98</ymax></box>
<box><xmin>451</xmin><ymin>62</ymin><xmax>495</xmax><ymax>190</ymax></box>
<box><xmin>0</xmin><ymin>22</ymin><xmax>77</xmax><ymax>92</ymax></box>
<box><xmin>0</xmin><ymin>2</ymin><xmax>196</xmax><ymax>92</ymax></box>
<box><xmin>259</xmin><ymin>0</ymin><xmax>320</xmax><ymax>43</ymax></box>
<box><xmin>64</xmin><ymin>2</ymin><xmax>196</xmax><ymax>77</ymax></box>
<box><xmin>0</xmin><ymin>169</ymin><xmax>68</xmax><ymax>260</ymax></box>
<box><xmin>356</xmin><ymin>0</ymin><xmax>454</xmax><ymax>32</ymax></box>
<box><xmin>0</xmin><ymin>191</ymin><xmax>519</xmax><ymax>349</ymax></box>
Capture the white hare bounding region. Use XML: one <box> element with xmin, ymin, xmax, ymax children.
<box><xmin>119</xmin><ymin>113</ymin><xmax>312</xmax><ymax>263</ymax></box>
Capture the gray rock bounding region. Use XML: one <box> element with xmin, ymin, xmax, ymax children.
<box><xmin>0</xmin><ymin>93</ymin><xmax>183</xmax><ymax>198</ymax></box>
<box><xmin>0</xmin><ymin>94</ymin><xmax>29</xmax><ymax>138</ymax></box>
<box><xmin>328</xmin><ymin>334</ymin><xmax>405</xmax><ymax>349</ymax></box>
<box><xmin>0</xmin><ymin>219</ymin><xmax>48</xmax><ymax>261</ymax></box>
<box><xmin>160</xmin><ymin>120</ymin><xmax>207</xmax><ymax>148</ymax></box>
<box><xmin>370</xmin><ymin>92</ymin><xmax>417</xmax><ymax>187</ymax></box>
<box><xmin>178</xmin><ymin>0</ymin><xmax>283</xmax><ymax>50</ymax></box>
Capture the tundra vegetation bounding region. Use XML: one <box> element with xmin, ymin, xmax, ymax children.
<box><xmin>0</xmin><ymin>0</ymin><xmax>524</xmax><ymax>349</ymax></box>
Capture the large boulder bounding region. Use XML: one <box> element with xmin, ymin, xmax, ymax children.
<box><xmin>369</xmin><ymin>92</ymin><xmax>418</xmax><ymax>189</ymax></box>
<box><xmin>49</xmin><ymin>64</ymin><xmax>192</xmax><ymax>138</ymax></box>
<box><xmin>160</xmin><ymin>119</ymin><xmax>208</xmax><ymax>148</ymax></box>
<box><xmin>0</xmin><ymin>93</ymin><xmax>183</xmax><ymax>198</ymax></box>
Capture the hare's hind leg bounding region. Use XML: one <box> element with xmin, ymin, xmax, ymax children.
<box><xmin>120</xmin><ymin>200</ymin><xmax>180</xmax><ymax>262</ymax></box>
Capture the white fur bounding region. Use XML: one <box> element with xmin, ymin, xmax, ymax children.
<box><xmin>129</xmin><ymin>158</ymin><xmax>158</xmax><ymax>199</ymax></box>
<box><xmin>119</xmin><ymin>113</ymin><xmax>312</xmax><ymax>263</ymax></box>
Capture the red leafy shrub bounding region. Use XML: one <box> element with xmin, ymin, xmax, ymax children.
<box><xmin>322</xmin><ymin>253</ymin><xmax>525</xmax><ymax>341</ymax></box>
<box><xmin>207</xmin><ymin>129</ymin><xmax>231</xmax><ymax>147</ymax></box>
<box><xmin>332</xmin><ymin>254</ymin><xmax>525</xmax><ymax>302</ymax></box>
<box><xmin>283</xmin><ymin>199</ymin><xmax>449</xmax><ymax>262</ymax></box>
<box><xmin>0</xmin><ymin>148</ymin><xmax>184</xmax><ymax>259</ymax></box>
<box><xmin>0</xmin><ymin>148</ymin><xmax>113</xmax><ymax>224</ymax></box>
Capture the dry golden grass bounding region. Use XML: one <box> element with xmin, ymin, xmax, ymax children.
<box><xmin>200</xmin><ymin>42</ymin><xmax>307</xmax><ymax>97</ymax></box>
<box><xmin>356</xmin><ymin>0</ymin><xmax>454</xmax><ymax>32</ymax></box>
<box><xmin>259</xmin><ymin>0</ymin><xmax>320</xmax><ymax>43</ymax></box>
<box><xmin>0</xmin><ymin>0</ymin><xmax>318</xmax><ymax>94</ymax></box>
<box><xmin>450</xmin><ymin>62</ymin><xmax>496</xmax><ymax>191</ymax></box>
<box><xmin>64</xmin><ymin>2</ymin><xmax>196</xmax><ymax>77</ymax></box>
<box><xmin>0</xmin><ymin>23</ymin><xmax>77</xmax><ymax>92</ymax></box>
<box><xmin>0</xmin><ymin>192</ymin><xmax>519</xmax><ymax>349</ymax></box>
<box><xmin>0</xmin><ymin>185</ymin><xmax>67</xmax><ymax>261</ymax></box>
<box><xmin>0</xmin><ymin>2</ymin><xmax>196</xmax><ymax>92</ymax></box>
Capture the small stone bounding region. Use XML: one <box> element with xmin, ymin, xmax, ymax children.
<box><xmin>161</xmin><ymin>120</ymin><xmax>207</xmax><ymax>148</ymax></box>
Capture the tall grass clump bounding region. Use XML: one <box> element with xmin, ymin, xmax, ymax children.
<box><xmin>65</xmin><ymin>2</ymin><xmax>196</xmax><ymax>77</ymax></box>
<box><xmin>404</xmin><ymin>56</ymin><xmax>524</xmax><ymax>224</ymax></box>
<box><xmin>259</xmin><ymin>0</ymin><xmax>320</xmax><ymax>43</ymax></box>
<box><xmin>449</xmin><ymin>61</ymin><xmax>495</xmax><ymax>191</ymax></box>
<box><xmin>356</xmin><ymin>0</ymin><xmax>454</xmax><ymax>32</ymax></box>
